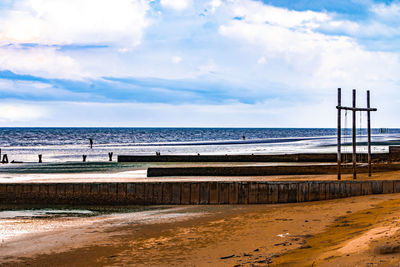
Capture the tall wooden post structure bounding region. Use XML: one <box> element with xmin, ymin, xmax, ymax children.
<box><xmin>336</xmin><ymin>88</ymin><xmax>377</xmax><ymax>180</ymax></box>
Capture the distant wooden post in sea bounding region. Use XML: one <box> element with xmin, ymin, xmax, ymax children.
<box><xmin>336</xmin><ymin>88</ymin><xmax>377</xmax><ymax>180</ymax></box>
<box><xmin>1</xmin><ymin>154</ymin><xmax>8</xmax><ymax>164</ymax></box>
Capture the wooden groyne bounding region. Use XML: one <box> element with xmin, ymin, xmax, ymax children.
<box><xmin>147</xmin><ymin>163</ymin><xmax>400</xmax><ymax>177</ymax></box>
<box><xmin>1</xmin><ymin>180</ymin><xmax>400</xmax><ymax>205</ymax></box>
<box><xmin>118</xmin><ymin>153</ymin><xmax>391</xmax><ymax>163</ymax></box>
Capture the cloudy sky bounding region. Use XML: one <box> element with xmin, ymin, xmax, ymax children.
<box><xmin>0</xmin><ymin>0</ymin><xmax>399</xmax><ymax>127</ymax></box>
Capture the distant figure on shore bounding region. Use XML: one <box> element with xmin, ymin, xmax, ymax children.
<box><xmin>242</xmin><ymin>135</ymin><xmax>246</xmax><ymax>140</ymax></box>
<box><xmin>89</xmin><ymin>138</ymin><xmax>93</xmax><ymax>149</ymax></box>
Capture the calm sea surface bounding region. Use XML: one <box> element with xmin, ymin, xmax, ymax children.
<box><xmin>0</xmin><ymin>128</ymin><xmax>398</xmax><ymax>162</ymax></box>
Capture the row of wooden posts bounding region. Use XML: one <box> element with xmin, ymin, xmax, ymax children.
<box><xmin>0</xmin><ymin>151</ymin><xmax>114</xmax><ymax>163</ymax></box>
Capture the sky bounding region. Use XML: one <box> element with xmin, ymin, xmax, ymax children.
<box><xmin>0</xmin><ymin>0</ymin><xmax>399</xmax><ymax>127</ymax></box>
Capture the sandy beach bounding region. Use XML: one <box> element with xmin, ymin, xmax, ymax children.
<box><xmin>1</xmin><ymin>189</ymin><xmax>400</xmax><ymax>266</ymax></box>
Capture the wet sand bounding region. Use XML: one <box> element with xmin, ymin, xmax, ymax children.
<box><xmin>0</xmin><ymin>207</ymin><xmax>204</xmax><ymax>264</ymax></box>
<box><xmin>2</xmin><ymin>193</ymin><xmax>400</xmax><ymax>266</ymax></box>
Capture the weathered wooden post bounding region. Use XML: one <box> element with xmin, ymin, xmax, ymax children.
<box><xmin>2</xmin><ymin>154</ymin><xmax>8</xmax><ymax>164</ymax></box>
<box><xmin>352</xmin><ymin>89</ymin><xmax>357</xmax><ymax>180</ymax></box>
<box><xmin>337</xmin><ymin>88</ymin><xmax>341</xmax><ymax>180</ymax></box>
<box><xmin>367</xmin><ymin>90</ymin><xmax>372</xmax><ymax>176</ymax></box>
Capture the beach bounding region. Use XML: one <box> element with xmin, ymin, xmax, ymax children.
<box><xmin>2</xmin><ymin>187</ymin><xmax>400</xmax><ymax>266</ymax></box>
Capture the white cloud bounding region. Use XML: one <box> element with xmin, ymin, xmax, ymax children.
<box><xmin>218</xmin><ymin>0</ymin><xmax>400</xmax><ymax>92</ymax></box>
<box><xmin>0</xmin><ymin>0</ymin><xmax>150</xmax><ymax>49</ymax></box>
<box><xmin>318</xmin><ymin>19</ymin><xmax>360</xmax><ymax>35</ymax></box>
<box><xmin>0</xmin><ymin>103</ymin><xmax>46</xmax><ymax>122</ymax></box>
<box><xmin>231</xmin><ymin>1</ymin><xmax>328</xmax><ymax>28</ymax></box>
<box><xmin>171</xmin><ymin>56</ymin><xmax>182</xmax><ymax>64</ymax></box>
<box><xmin>0</xmin><ymin>45</ymin><xmax>87</xmax><ymax>79</ymax></box>
<box><xmin>370</xmin><ymin>2</ymin><xmax>400</xmax><ymax>20</ymax></box>
<box><xmin>208</xmin><ymin>0</ymin><xmax>222</xmax><ymax>14</ymax></box>
<box><xmin>0</xmin><ymin>0</ymin><xmax>151</xmax><ymax>79</ymax></box>
<box><xmin>318</xmin><ymin>18</ymin><xmax>400</xmax><ymax>38</ymax></box>
<box><xmin>160</xmin><ymin>0</ymin><xmax>191</xmax><ymax>11</ymax></box>
<box><xmin>257</xmin><ymin>56</ymin><xmax>266</xmax><ymax>65</ymax></box>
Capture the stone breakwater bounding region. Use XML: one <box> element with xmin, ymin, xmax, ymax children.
<box><xmin>1</xmin><ymin>180</ymin><xmax>399</xmax><ymax>205</ymax></box>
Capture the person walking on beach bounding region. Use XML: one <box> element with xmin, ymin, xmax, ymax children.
<box><xmin>89</xmin><ymin>138</ymin><xmax>93</xmax><ymax>149</ymax></box>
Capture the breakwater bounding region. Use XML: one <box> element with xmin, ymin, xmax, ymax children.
<box><xmin>1</xmin><ymin>180</ymin><xmax>399</xmax><ymax>205</ymax></box>
<box><xmin>147</xmin><ymin>163</ymin><xmax>400</xmax><ymax>177</ymax></box>
<box><xmin>118</xmin><ymin>153</ymin><xmax>391</xmax><ymax>163</ymax></box>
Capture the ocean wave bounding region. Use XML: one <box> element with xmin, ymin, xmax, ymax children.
<box><xmin>114</xmin><ymin>136</ymin><xmax>335</xmax><ymax>147</ymax></box>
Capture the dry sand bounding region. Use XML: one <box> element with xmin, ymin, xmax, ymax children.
<box><xmin>2</xmin><ymin>193</ymin><xmax>400</xmax><ymax>266</ymax></box>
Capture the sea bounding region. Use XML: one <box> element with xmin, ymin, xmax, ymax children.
<box><xmin>0</xmin><ymin>128</ymin><xmax>398</xmax><ymax>163</ymax></box>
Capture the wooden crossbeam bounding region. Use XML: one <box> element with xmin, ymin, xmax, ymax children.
<box><xmin>336</xmin><ymin>106</ymin><xmax>377</xmax><ymax>112</ymax></box>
